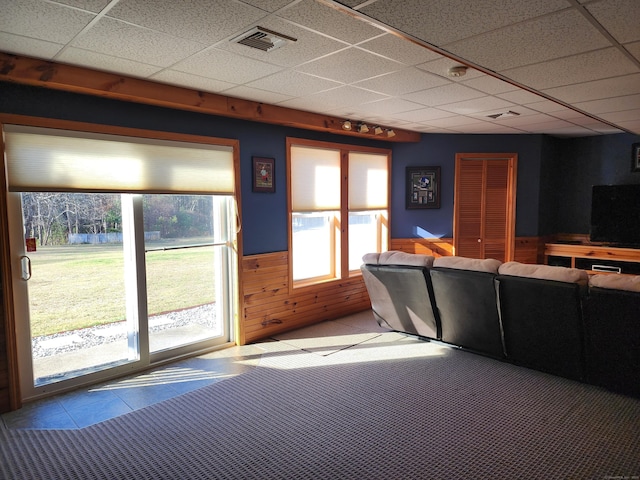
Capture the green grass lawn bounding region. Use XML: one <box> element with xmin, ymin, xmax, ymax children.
<box><xmin>27</xmin><ymin>241</ymin><xmax>217</xmax><ymax>337</ymax></box>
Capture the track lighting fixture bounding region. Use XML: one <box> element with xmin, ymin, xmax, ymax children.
<box><xmin>339</xmin><ymin>119</ymin><xmax>396</xmax><ymax>139</ymax></box>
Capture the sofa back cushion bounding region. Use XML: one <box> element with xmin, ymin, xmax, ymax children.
<box><xmin>589</xmin><ymin>273</ymin><xmax>640</xmax><ymax>293</ymax></box>
<box><xmin>363</xmin><ymin>251</ymin><xmax>435</xmax><ymax>268</ymax></box>
<box><xmin>433</xmin><ymin>256</ymin><xmax>501</xmax><ymax>274</ymax></box>
<box><xmin>498</xmin><ymin>261</ymin><xmax>588</xmax><ymax>286</ymax></box>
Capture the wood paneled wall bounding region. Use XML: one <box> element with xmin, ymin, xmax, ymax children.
<box><xmin>240</xmin><ymin>251</ymin><xmax>371</xmax><ymax>345</ymax></box>
<box><xmin>390</xmin><ymin>237</ymin><xmax>543</xmax><ymax>264</ymax></box>
<box><xmin>240</xmin><ymin>237</ymin><xmax>545</xmax><ymax>344</ymax></box>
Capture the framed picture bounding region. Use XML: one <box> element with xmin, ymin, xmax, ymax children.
<box><xmin>633</xmin><ymin>143</ymin><xmax>640</xmax><ymax>173</ymax></box>
<box><xmin>406</xmin><ymin>166</ymin><xmax>441</xmax><ymax>209</ymax></box>
<box><xmin>252</xmin><ymin>156</ymin><xmax>275</xmax><ymax>193</ymax></box>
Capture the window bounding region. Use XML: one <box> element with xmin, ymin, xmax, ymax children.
<box><xmin>288</xmin><ymin>138</ymin><xmax>389</xmax><ymax>286</ymax></box>
<box><xmin>3</xmin><ymin>122</ymin><xmax>239</xmax><ymax>398</ymax></box>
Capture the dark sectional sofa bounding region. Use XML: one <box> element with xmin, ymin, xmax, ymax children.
<box><xmin>361</xmin><ymin>251</ymin><xmax>640</xmax><ymax>398</ymax></box>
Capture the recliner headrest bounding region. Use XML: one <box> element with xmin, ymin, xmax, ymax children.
<box><xmin>589</xmin><ymin>273</ymin><xmax>640</xmax><ymax>293</ymax></box>
<box><xmin>433</xmin><ymin>256</ymin><xmax>502</xmax><ymax>274</ymax></box>
<box><xmin>362</xmin><ymin>251</ymin><xmax>434</xmax><ymax>267</ymax></box>
<box><xmin>498</xmin><ymin>261</ymin><xmax>588</xmax><ymax>285</ymax></box>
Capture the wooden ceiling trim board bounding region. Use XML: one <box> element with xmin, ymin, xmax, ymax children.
<box><xmin>0</xmin><ymin>53</ymin><xmax>420</xmax><ymax>142</ymax></box>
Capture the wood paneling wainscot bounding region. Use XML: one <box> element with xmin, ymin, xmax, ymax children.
<box><xmin>391</xmin><ymin>237</ymin><xmax>543</xmax><ymax>264</ymax></box>
<box><xmin>241</xmin><ymin>251</ymin><xmax>371</xmax><ymax>345</ymax></box>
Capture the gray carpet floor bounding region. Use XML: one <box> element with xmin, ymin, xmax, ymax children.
<box><xmin>1</xmin><ymin>313</ymin><xmax>639</xmax><ymax>479</ymax></box>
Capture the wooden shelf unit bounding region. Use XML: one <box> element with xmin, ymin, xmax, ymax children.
<box><xmin>545</xmin><ymin>243</ymin><xmax>640</xmax><ymax>274</ymax></box>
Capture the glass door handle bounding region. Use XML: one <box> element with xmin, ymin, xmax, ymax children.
<box><xmin>20</xmin><ymin>255</ymin><xmax>31</xmax><ymax>281</ymax></box>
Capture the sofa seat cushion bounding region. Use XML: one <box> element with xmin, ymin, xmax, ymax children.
<box><xmin>498</xmin><ymin>261</ymin><xmax>588</xmax><ymax>286</ymax></box>
<box><xmin>589</xmin><ymin>273</ymin><xmax>640</xmax><ymax>293</ymax></box>
<box><xmin>362</xmin><ymin>251</ymin><xmax>435</xmax><ymax>268</ymax></box>
<box><xmin>432</xmin><ymin>256</ymin><xmax>501</xmax><ymax>274</ymax></box>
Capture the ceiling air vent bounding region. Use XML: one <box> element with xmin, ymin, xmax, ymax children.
<box><xmin>487</xmin><ymin>110</ymin><xmax>521</xmax><ymax>119</ymax></box>
<box><xmin>233</xmin><ymin>27</ymin><xmax>297</xmax><ymax>52</ymax></box>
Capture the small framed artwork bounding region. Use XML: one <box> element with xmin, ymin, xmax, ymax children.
<box><xmin>252</xmin><ymin>156</ymin><xmax>275</xmax><ymax>193</ymax></box>
<box><xmin>406</xmin><ymin>166</ymin><xmax>441</xmax><ymax>209</ymax></box>
<box><xmin>633</xmin><ymin>143</ymin><xmax>640</xmax><ymax>173</ymax></box>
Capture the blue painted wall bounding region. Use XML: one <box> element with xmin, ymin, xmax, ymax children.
<box><xmin>391</xmin><ymin>134</ymin><xmax>544</xmax><ymax>239</ymax></box>
<box><xmin>2</xmin><ymin>82</ymin><xmax>639</xmax><ymax>255</ymax></box>
<box><xmin>549</xmin><ymin>133</ymin><xmax>640</xmax><ymax>235</ymax></box>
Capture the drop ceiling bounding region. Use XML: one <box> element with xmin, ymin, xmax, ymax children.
<box><xmin>1</xmin><ymin>0</ymin><xmax>639</xmax><ymax>137</ymax></box>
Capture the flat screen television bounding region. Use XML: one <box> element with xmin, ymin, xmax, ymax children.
<box><xmin>590</xmin><ymin>184</ymin><xmax>640</xmax><ymax>246</ymax></box>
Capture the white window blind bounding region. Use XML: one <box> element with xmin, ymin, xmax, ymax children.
<box><xmin>348</xmin><ymin>152</ymin><xmax>388</xmax><ymax>210</ymax></box>
<box><xmin>290</xmin><ymin>145</ymin><xmax>341</xmax><ymax>211</ymax></box>
<box><xmin>3</xmin><ymin>125</ymin><xmax>235</xmax><ymax>194</ymax></box>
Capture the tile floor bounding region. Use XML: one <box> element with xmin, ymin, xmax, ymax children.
<box><xmin>1</xmin><ymin>310</ymin><xmax>389</xmax><ymax>431</ymax></box>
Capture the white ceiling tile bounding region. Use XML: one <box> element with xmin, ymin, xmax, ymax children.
<box><xmin>278</xmin><ymin>85</ymin><xmax>387</xmax><ymax>111</ymax></box>
<box><xmin>247</xmin><ymin>70</ymin><xmax>341</xmax><ymax>96</ymax></box>
<box><xmin>587</xmin><ymin>124</ymin><xmax>625</xmax><ymax>134</ymax></box>
<box><xmin>151</xmin><ymin>69</ymin><xmax>237</xmax><ymax>93</ymax></box>
<box><xmin>71</xmin><ymin>17</ymin><xmax>206</xmax><ymax>67</ymax></box>
<box><xmin>0</xmin><ymin>0</ymin><xmax>95</xmax><ymax>44</ymax></box>
<box><xmin>549</xmin><ymin>108</ymin><xmax>595</xmax><ymax>121</ymax></box>
<box><xmin>220</xmin><ymin>19</ymin><xmax>347</xmax><ymax>68</ymax></box>
<box><xmin>295</xmin><ymin>47</ymin><xmax>403</xmax><ymax>83</ymax></box>
<box><xmin>446</xmin><ymin>10</ymin><xmax>610</xmax><ymax>72</ymax></box>
<box><xmin>597</xmin><ymin>108</ymin><xmax>640</xmax><ymax>123</ymax></box>
<box><xmin>52</xmin><ymin>0</ymin><xmax>111</xmax><ymax>12</ymax></box>
<box><xmin>358</xmin><ymin>34</ymin><xmax>442</xmax><ymax>65</ymax></box>
<box><xmin>222</xmin><ymin>85</ymin><xmax>293</xmax><ymax>104</ymax></box>
<box><xmin>172</xmin><ymin>47</ymin><xmax>283</xmax><ymax>84</ymax></box>
<box><xmin>355</xmin><ymin>98</ymin><xmax>425</xmax><ymax>115</ymax></box>
<box><xmin>460</xmin><ymin>75</ymin><xmax>520</xmax><ymax>95</ymax></box>
<box><xmin>359</xmin><ymin>0</ymin><xmax>568</xmax><ymax>46</ymax></box>
<box><xmin>545</xmin><ymin>125</ymin><xmax>600</xmax><ymax>137</ymax></box>
<box><xmin>574</xmin><ymin>94</ymin><xmax>640</xmax><ymax>114</ymax></box>
<box><xmin>502</xmin><ymin>47</ymin><xmax>639</xmax><ymax>90</ymax></box>
<box><xmin>438</xmin><ymin>96</ymin><xmax>515</xmax><ymax>115</ymax></box>
<box><xmin>106</xmin><ymin>0</ymin><xmax>268</xmax><ymax>45</ymax></box>
<box><xmin>542</xmin><ymin>73</ymin><xmax>640</xmax><ymax>103</ymax></box>
<box><xmin>526</xmin><ymin>100</ymin><xmax>573</xmax><ymax>113</ymax></box>
<box><xmin>448</xmin><ymin>123</ymin><xmax>524</xmax><ymax>134</ymax></box>
<box><xmin>625</xmin><ymin>41</ymin><xmax>640</xmax><ymax>62</ymax></box>
<box><xmin>403</xmin><ymin>83</ymin><xmax>486</xmax><ymax>107</ymax></box>
<box><xmin>585</xmin><ymin>0</ymin><xmax>640</xmax><ymax>43</ymax></box>
<box><xmin>354</xmin><ymin>67</ymin><xmax>450</xmax><ymax>96</ymax></box>
<box><xmin>491</xmin><ymin>114</ymin><xmax>572</xmax><ymax>128</ymax></box>
<box><xmin>58</xmin><ymin>47</ymin><xmax>162</xmax><ymax>78</ymax></box>
<box><xmin>424</xmin><ymin>115</ymin><xmax>490</xmax><ymax>128</ymax></box>
<box><xmin>0</xmin><ymin>32</ymin><xmax>63</xmax><ymax>59</ymax></box>
<box><xmin>614</xmin><ymin>118</ymin><xmax>640</xmax><ymax>132</ymax></box>
<box><xmin>241</xmin><ymin>0</ymin><xmax>295</xmax><ymax>12</ymax></box>
<box><xmin>496</xmin><ymin>89</ymin><xmax>546</xmax><ymax>105</ymax></box>
<box><xmin>278</xmin><ymin>0</ymin><xmax>385</xmax><ymax>44</ymax></box>
<box><xmin>390</xmin><ymin>108</ymin><xmax>457</xmax><ymax>123</ymax></box>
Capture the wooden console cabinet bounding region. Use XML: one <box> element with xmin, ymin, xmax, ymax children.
<box><xmin>544</xmin><ymin>243</ymin><xmax>640</xmax><ymax>274</ymax></box>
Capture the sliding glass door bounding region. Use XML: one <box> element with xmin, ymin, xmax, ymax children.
<box><xmin>3</xmin><ymin>123</ymin><xmax>238</xmax><ymax>400</ymax></box>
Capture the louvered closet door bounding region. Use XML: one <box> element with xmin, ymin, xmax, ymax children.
<box><xmin>454</xmin><ymin>153</ymin><xmax>517</xmax><ymax>261</ymax></box>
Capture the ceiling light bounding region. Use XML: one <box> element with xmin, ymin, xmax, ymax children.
<box><xmin>386</xmin><ymin>129</ymin><xmax>396</xmax><ymax>138</ymax></box>
<box><xmin>448</xmin><ymin>66</ymin><xmax>467</xmax><ymax>77</ymax></box>
<box><xmin>342</xmin><ymin>120</ymin><xmax>352</xmax><ymax>131</ymax></box>
<box><xmin>358</xmin><ymin>122</ymin><xmax>369</xmax><ymax>133</ymax></box>
<box><xmin>374</xmin><ymin>126</ymin><xmax>383</xmax><ymax>135</ymax></box>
